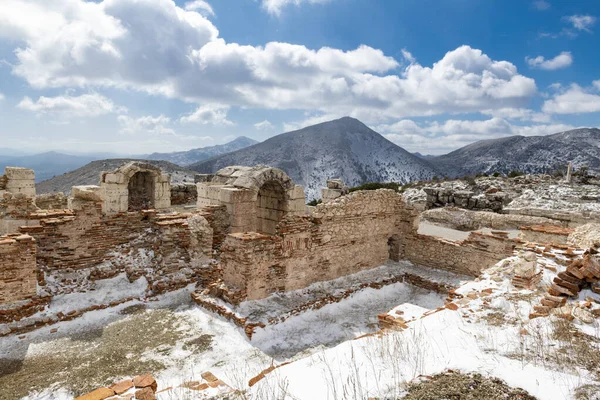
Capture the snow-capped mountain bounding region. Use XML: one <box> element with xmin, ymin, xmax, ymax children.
<box><xmin>145</xmin><ymin>136</ymin><xmax>258</xmax><ymax>166</ymax></box>
<box><xmin>189</xmin><ymin>117</ymin><xmax>439</xmax><ymax>199</ymax></box>
<box><xmin>430</xmin><ymin>128</ymin><xmax>600</xmax><ymax>178</ymax></box>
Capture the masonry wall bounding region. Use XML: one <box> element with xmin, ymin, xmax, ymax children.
<box><xmin>404</xmin><ymin>232</ymin><xmax>519</xmax><ymax>276</ymax></box>
<box><xmin>221</xmin><ymin>190</ymin><xmax>418</xmax><ymax>300</ymax></box>
<box><xmin>171</xmin><ymin>183</ymin><xmax>198</xmax><ymax>205</ymax></box>
<box><xmin>518</xmin><ymin>225</ymin><xmax>574</xmax><ymax>245</ymax></box>
<box><xmin>0</xmin><ymin>234</ymin><xmax>37</xmax><ymax>304</ymax></box>
<box><xmin>35</xmin><ymin>193</ymin><xmax>69</xmax><ymax>210</ymax></box>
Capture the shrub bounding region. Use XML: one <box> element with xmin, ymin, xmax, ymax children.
<box><xmin>307</xmin><ymin>199</ymin><xmax>322</xmax><ymax>206</ymax></box>
<box><xmin>508</xmin><ymin>170</ymin><xmax>524</xmax><ymax>178</ymax></box>
<box><xmin>492</xmin><ymin>172</ymin><xmax>501</xmax><ymax>177</ymax></box>
<box><xmin>348</xmin><ymin>182</ymin><xmax>401</xmax><ymax>192</ymax></box>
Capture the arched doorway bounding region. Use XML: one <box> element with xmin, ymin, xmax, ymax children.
<box><xmin>256</xmin><ymin>180</ymin><xmax>288</xmax><ymax>235</ymax></box>
<box><xmin>388</xmin><ymin>235</ymin><xmax>401</xmax><ymax>261</ymax></box>
<box><xmin>128</xmin><ymin>171</ymin><xmax>155</xmax><ymax>211</ymax></box>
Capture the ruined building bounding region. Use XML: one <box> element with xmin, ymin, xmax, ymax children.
<box><xmin>0</xmin><ymin>162</ymin><xmax>519</xmax><ymax>331</ymax></box>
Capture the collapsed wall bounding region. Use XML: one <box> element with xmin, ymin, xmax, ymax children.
<box><xmin>219</xmin><ymin>190</ymin><xmax>417</xmax><ymax>300</ymax></box>
<box><xmin>0</xmin><ymin>167</ymin><xmax>40</xmax><ymax>234</ymax></box>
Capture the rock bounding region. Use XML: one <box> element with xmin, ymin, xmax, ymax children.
<box><xmin>132</xmin><ymin>375</ymin><xmax>157</xmax><ymax>392</ymax></box>
<box><xmin>110</xmin><ymin>380</ymin><xmax>134</xmax><ymax>395</ymax></box>
<box><xmin>74</xmin><ymin>387</ymin><xmax>115</xmax><ymax>400</ymax></box>
<box><xmin>134</xmin><ymin>387</ymin><xmax>156</xmax><ymax>400</ymax></box>
<box><xmin>200</xmin><ymin>371</ymin><xmax>219</xmax><ymax>383</ymax></box>
<box><xmin>573</xmin><ymin>307</ymin><xmax>595</xmax><ymax>324</ymax></box>
<box><xmin>567</xmin><ymin>223</ymin><xmax>600</xmax><ymax>249</ymax></box>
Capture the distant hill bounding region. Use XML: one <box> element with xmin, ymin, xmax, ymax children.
<box><xmin>429</xmin><ymin>128</ymin><xmax>600</xmax><ymax>177</ymax></box>
<box><xmin>0</xmin><ymin>152</ymin><xmax>100</xmax><ymax>182</ymax></box>
<box><xmin>189</xmin><ymin>117</ymin><xmax>439</xmax><ymax>199</ymax></box>
<box><xmin>145</xmin><ymin>136</ymin><xmax>258</xmax><ymax>166</ymax></box>
<box><xmin>36</xmin><ymin>159</ymin><xmax>197</xmax><ymax>195</ymax></box>
<box><xmin>413</xmin><ymin>152</ymin><xmax>436</xmax><ymax>160</ymax></box>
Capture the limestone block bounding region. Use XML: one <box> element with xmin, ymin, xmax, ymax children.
<box><xmin>5</xmin><ymin>167</ymin><xmax>34</xmax><ymax>180</ymax></box>
<box><xmin>158</xmin><ymin>174</ymin><xmax>170</xmax><ymax>183</ymax></box>
<box><xmin>289</xmin><ymin>185</ymin><xmax>306</xmax><ymax>201</ymax></box>
<box><xmin>72</xmin><ymin>185</ymin><xmax>103</xmax><ymax>201</ymax></box>
<box><xmin>103</xmin><ymin>173</ymin><xmax>126</xmax><ymax>184</ymax></box>
<box><xmin>195</xmin><ymin>174</ymin><xmax>214</xmax><ymax>183</ymax></box>
<box><xmin>220</xmin><ymin>187</ymin><xmax>255</xmax><ymax>204</ymax></box>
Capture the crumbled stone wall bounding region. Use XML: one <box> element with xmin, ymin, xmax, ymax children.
<box><xmin>519</xmin><ymin>225</ymin><xmax>574</xmax><ymax>245</ymax></box>
<box><xmin>15</xmin><ymin>202</ymin><xmax>216</xmax><ymax>297</ymax></box>
<box><xmin>0</xmin><ymin>233</ymin><xmax>37</xmax><ymax>304</ymax></box>
<box><xmin>2</xmin><ymin>167</ymin><xmax>36</xmax><ymax>198</ymax></box>
<box><xmin>0</xmin><ymin>167</ymin><xmax>40</xmax><ymax>234</ymax></box>
<box><xmin>424</xmin><ymin>187</ymin><xmax>509</xmax><ymax>212</ymax></box>
<box><xmin>35</xmin><ymin>192</ymin><xmax>68</xmax><ymax>210</ymax></box>
<box><xmin>171</xmin><ymin>183</ymin><xmax>198</xmax><ymax>205</ymax></box>
<box><xmin>405</xmin><ymin>232</ymin><xmax>519</xmax><ymax>276</ymax></box>
<box><xmin>220</xmin><ymin>190</ymin><xmax>417</xmax><ymax>300</ymax></box>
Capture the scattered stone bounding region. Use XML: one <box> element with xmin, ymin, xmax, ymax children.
<box><xmin>75</xmin><ymin>387</ymin><xmax>115</xmax><ymax>400</ymax></box>
<box><xmin>110</xmin><ymin>380</ymin><xmax>134</xmax><ymax>395</ymax></box>
<box><xmin>132</xmin><ymin>375</ymin><xmax>157</xmax><ymax>392</ymax></box>
<box><xmin>134</xmin><ymin>387</ymin><xmax>156</xmax><ymax>400</ymax></box>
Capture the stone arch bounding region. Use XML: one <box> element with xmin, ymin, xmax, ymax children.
<box><xmin>100</xmin><ymin>161</ymin><xmax>171</xmax><ymax>214</ymax></box>
<box><xmin>256</xmin><ymin>179</ymin><xmax>288</xmax><ymax>235</ymax></box>
<box><xmin>128</xmin><ymin>171</ymin><xmax>155</xmax><ymax>211</ymax></box>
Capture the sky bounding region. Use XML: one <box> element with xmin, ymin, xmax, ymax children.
<box><xmin>0</xmin><ymin>0</ymin><xmax>599</xmax><ymax>155</ymax></box>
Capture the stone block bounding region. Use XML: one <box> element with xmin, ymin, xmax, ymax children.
<box><xmin>102</xmin><ymin>173</ymin><xmax>126</xmax><ymax>184</ymax></box>
<box><xmin>72</xmin><ymin>185</ymin><xmax>103</xmax><ymax>202</ymax></box>
<box><xmin>4</xmin><ymin>167</ymin><xmax>34</xmax><ymax>180</ymax></box>
<box><xmin>220</xmin><ymin>187</ymin><xmax>255</xmax><ymax>204</ymax></box>
<box><xmin>195</xmin><ymin>174</ymin><xmax>214</xmax><ymax>183</ymax></box>
<box><xmin>289</xmin><ymin>185</ymin><xmax>306</xmax><ymax>201</ymax></box>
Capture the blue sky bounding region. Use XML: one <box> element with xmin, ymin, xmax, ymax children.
<box><xmin>0</xmin><ymin>0</ymin><xmax>599</xmax><ymax>155</ymax></box>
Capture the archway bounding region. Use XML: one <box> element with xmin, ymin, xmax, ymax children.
<box><xmin>128</xmin><ymin>171</ymin><xmax>155</xmax><ymax>211</ymax></box>
<box><xmin>388</xmin><ymin>235</ymin><xmax>401</xmax><ymax>261</ymax></box>
<box><xmin>256</xmin><ymin>180</ymin><xmax>288</xmax><ymax>235</ymax></box>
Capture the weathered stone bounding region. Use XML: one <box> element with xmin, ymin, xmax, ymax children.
<box><xmin>134</xmin><ymin>387</ymin><xmax>156</xmax><ymax>400</ymax></box>
<box><xmin>110</xmin><ymin>380</ymin><xmax>134</xmax><ymax>395</ymax></box>
<box><xmin>74</xmin><ymin>387</ymin><xmax>115</xmax><ymax>400</ymax></box>
<box><xmin>132</xmin><ymin>375</ymin><xmax>157</xmax><ymax>392</ymax></box>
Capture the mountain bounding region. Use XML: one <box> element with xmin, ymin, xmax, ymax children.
<box><xmin>189</xmin><ymin>117</ymin><xmax>439</xmax><ymax>199</ymax></box>
<box><xmin>145</xmin><ymin>136</ymin><xmax>258</xmax><ymax>166</ymax></box>
<box><xmin>413</xmin><ymin>152</ymin><xmax>436</xmax><ymax>160</ymax></box>
<box><xmin>0</xmin><ymin>152</ymin><xmax>101</xmax><ymax>183</ymax></box>
<box><xmin>429</xmin><ymin>128</ymin><xmax>600</xmax><ymax>178</ymax></box>
<box><xmin>36</xmin><ymin>159</ymin><xmax>197</xmax><ymax>195</ymax></box>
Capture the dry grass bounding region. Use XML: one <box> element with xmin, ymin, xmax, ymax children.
<box><xmin>401</xmin><ymin>371</ymin><xmax>537</xmax><ymax>400</ymax></box>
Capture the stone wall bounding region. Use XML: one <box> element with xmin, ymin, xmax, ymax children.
<box><xmin>220</xmin><ymin>190</ymin><xmax>417</xmax><ymax>300</ymax></box>
<box><xmin>424</xmin><ymin>187</ymin><xmax>509</xmax><ymax>212</ymax></box>
<box><xmin>35</xmin><ymin>192</ymin><xmax>68</xmax><ymax>210</ymax></box>
<box><xmin>1</xmin><ymin>167</ymin><xmax>36</xmax><ymax>198</ymax></box>
<box><xmin>405</xmin><ymin>232</ymin><xmax>519</xmax><ymax>276</ymax></box>
<box><xmin>0</xmin><ymin>233</ymin><xmax>37</xmax><ymax>304</ymax></box>
<box><xmin>171</xmin><ymin>183</ymin><xmax>198</xmax><ymax>205</ymax></box>
<box><xmin>519</xmin><ymin>225</ymin><xmax>574</xmax><ymax>245</ymax></box>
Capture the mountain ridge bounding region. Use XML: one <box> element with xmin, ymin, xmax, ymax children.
<box><xmin>190</xmin><ymin>117</ymin><xmax>439</xmax><ymax>199</ymax></box>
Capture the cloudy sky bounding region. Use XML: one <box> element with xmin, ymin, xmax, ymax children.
<box><xmin>0</xmin><ymin>0</ymin><xmax>599</xmax><ymax>155</ymax></box>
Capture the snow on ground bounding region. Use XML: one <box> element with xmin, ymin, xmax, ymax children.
<box><xmin>251</xmin><ymin>282</ymin><xmax>445</xmax><ymax>360</ymax></box>
<box><xmin>251</xmin><ymin>308</ymin><xmax>592</xmax><ymax>400</ymax></box>
<box><xmin>250</xmin><ymin>252</ymin><xmax>600</xmax><ymax>400</ymax></box>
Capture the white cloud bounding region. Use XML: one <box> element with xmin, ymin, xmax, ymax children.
<box><xmin>378</xmin><ymin>117</ymin><xmax>575</xmax><ymax>154</ymax></box>
<box><xmin>180</xmin><ymin>104</ymin><xmax>234</xmax><ymax>125</ymax></box>
<box><xmin>17</xmin><ymin>93</ymin><xmax>123</xmax><ymax>117</ymax></box>
<box><xmin>526</xmin><ymin>51</ymin><xmax>572</xmax><ymax>70</ymax></box>
<box><xmin>0</xmin><ymin>93</ymin><xmax>4</xmax><ymax>101</ymax></box>
<box><xmin>118</xmin><ymin>115</ymin><xmax>175</xmax><ymax>136</ymax></box>
<box><xmin>542</xmin><ymin>83</ymin><xmax>600</xmax><ymax>114</ymax></box>
<box><xmin>261</xmin><ymin>0</ymin><xmax>331</xmax><ymax>16</ymax></box>
<box><xmin>480</xmin><ymin>108</ymin><xmax>551</xmax><ymax>123</ymax></box>
<box><xmin>564</xmin><ymin>15</ymin><xmax>596</xmax><ymax>32</ymax></box>
<box><xmin>184</xmin><ymin>0</ymin><xmax>214</xmax><ymax>16</ymax></box>
<box><xmin>0</xmin><ymin>0</ymin><xmax>536</xmax><ymax>123</ymax></box>
<box><xmin>533</xmin><ymin>0</ymin><xmax>550</xmax><ymax>10</ymax></box>
<box><xmin>254</xmin><ymin>120</ymin><xmax>274</xmax><ymax>130</ymax></box>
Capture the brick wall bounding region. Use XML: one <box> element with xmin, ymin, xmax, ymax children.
<box><xmin>221</xmin><ymin>190</ymin><xmax>418</xmax><ymax>300</ymax></box>
<box><xmin>0</xmin><ymin>234</ymin><xmax>37</xmax><ymax>304</ymax></box>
